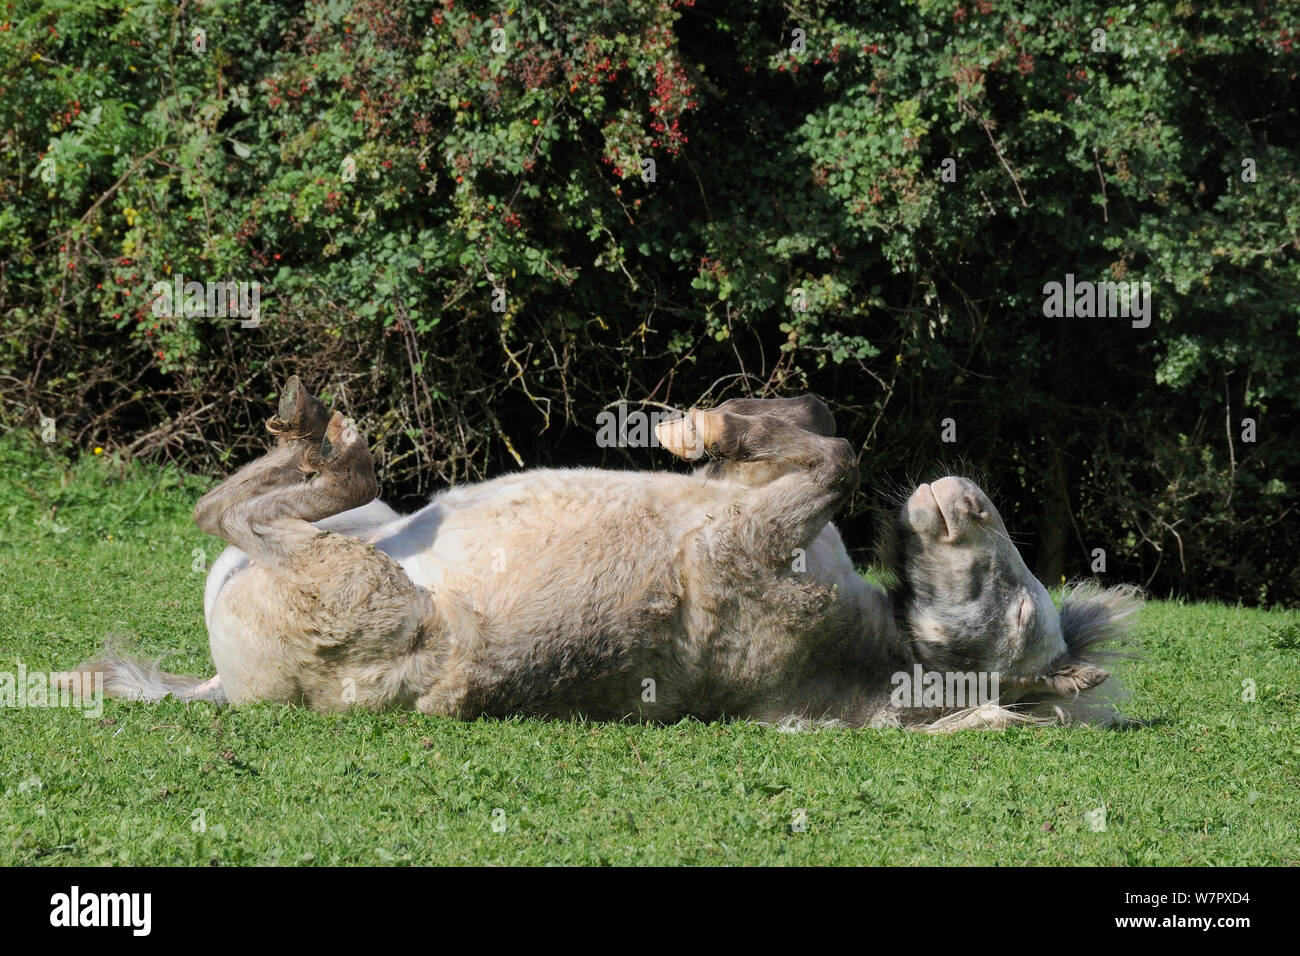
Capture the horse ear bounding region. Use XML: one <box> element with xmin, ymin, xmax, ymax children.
<box><xmin>1011</xmin><ymin>582</ymin><xmax>1140</xmax><ymax>700</ymax></box>
<box><xmin>1037</xmin><ymin>657</ymin><xmax>1110</xmax><ymax>695</ymax></box>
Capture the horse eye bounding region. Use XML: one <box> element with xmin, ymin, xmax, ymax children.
<box><xmin>1016</xmin><ymin>596</ymin><xmax>1032</xmax><ymax>628</ymax></box>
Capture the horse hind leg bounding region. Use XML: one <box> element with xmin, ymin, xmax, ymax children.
<box><xmin>192</xmin><ymin>374</ymin><xmax>337</xmax><ymax>540</ymax></box>
<box><xmin>204</xmin><ymin>409</ymin><xmax>431</xmax><ymax>709</ymax></box>
<box><xmin>194</xmin><ymin>375</ymin><xmax>379</xmax><ymax>565</ymax></box>
<box><xmin>207</xmin><ymin>407</ymin><xmax>380</xmax><ymax>568</ymax></box>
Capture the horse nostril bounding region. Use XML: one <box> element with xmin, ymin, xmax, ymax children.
<box><xmin>961</xmin><ymin>493</ymin><xmax>988</xmax><ymax>519</ymax></box>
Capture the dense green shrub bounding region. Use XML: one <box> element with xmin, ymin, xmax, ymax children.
<box><xmin>1</xmin><ymin>0</ymin><xmax>1297</xmax><ymax>603</ymax></box>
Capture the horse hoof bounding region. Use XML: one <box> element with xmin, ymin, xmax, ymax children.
<box><xmin>316</xmin><ymin>412</ymin><xmax>357</xmax><ymax>465</ymax></box>
<box><xmin>267</xmin><ymin>375</ymin><xmax>331</xmax><ymax>443</ymax></box>
<box><xmin>656</xmin><ymin>408</ymin><xmax>725</xmax><ymax>461</ymax></box>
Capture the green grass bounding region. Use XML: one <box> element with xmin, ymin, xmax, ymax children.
<box><xmin>1</xmin><ymin>437</ymin><xmax>1297</xmax><ymax>866</ymax></box>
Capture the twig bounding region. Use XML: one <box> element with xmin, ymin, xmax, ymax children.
<box><xmin>124</xmin><ymin>401</ymin><xmax>219</xmax><ymax>456</ymax></box>
<box><xmin>1224</xmin><ymin>373</ymin><xmax>1236</xmax><ymax>507</ymax></box>
<box><xmin>1093</xmin><ymin>147</ymin><xmax>1109</xmax><ymax>223</ymax></box>
<box><xmin>957</xmin><ymin>94</ymin><xmax>1027</xmax><ymax>207</ymax></box>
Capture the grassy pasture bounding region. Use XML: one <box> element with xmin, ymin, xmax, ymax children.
<box><xmin>1</xmin><ymin>440</ymin><xmax>1296</xmax><ymax>865</ymax></box>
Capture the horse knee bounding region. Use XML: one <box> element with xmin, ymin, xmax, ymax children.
<box><xmin>822</xmin><ymin>437</ymin><xmax>858</xmax><ymax>498</ymax></box>
<box><xmin>193</xmin><ymin>490</ymin><xmax>222</xmax><ymax>537</ymax></box>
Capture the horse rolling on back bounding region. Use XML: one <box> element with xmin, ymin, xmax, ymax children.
<box><xmin>71</xmin><ymin>378</ymin><xmax>1140</xmax><ymax>730</ymax></box>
